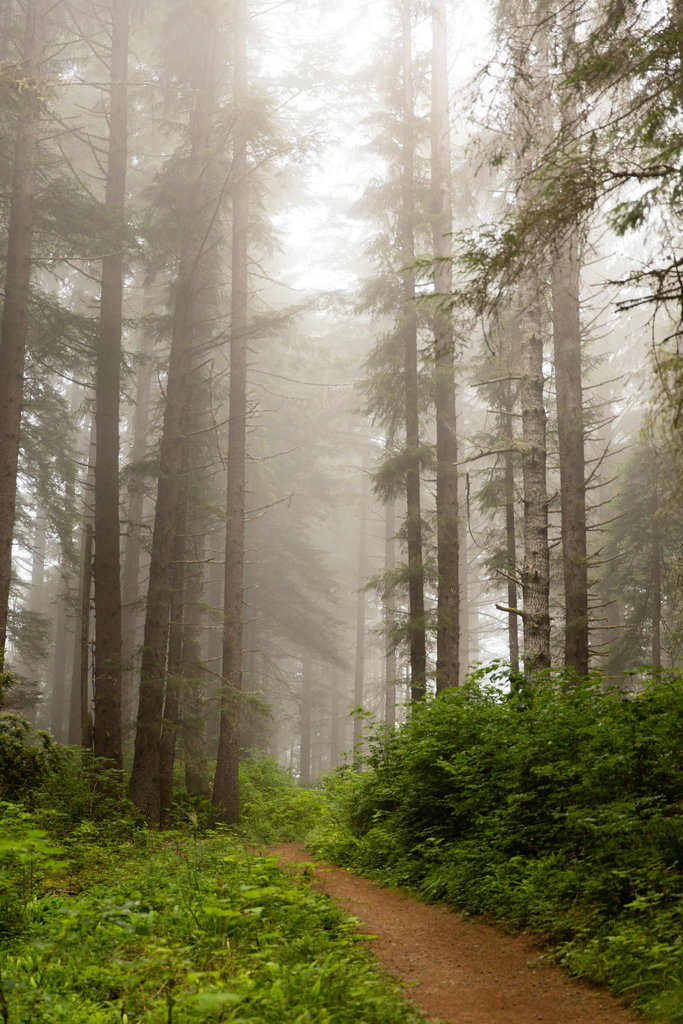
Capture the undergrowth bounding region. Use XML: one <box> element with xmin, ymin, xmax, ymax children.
<box><xmin>0</xmin><ymin>822</ymin><xmax>427</xmax><ymax>1023</ymax></box>
<box><xmin>306</xmin><ymin>666</ymin><xmax>683</xmax><ymax>1024</ymax></box>
<box><xmin>0</xmin><ymin>723</ymin><xmax>423</xmax><ymax>1023</ymax></box>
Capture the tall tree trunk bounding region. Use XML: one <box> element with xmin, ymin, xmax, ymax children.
<box><xmin>213</xmin><ymin>0</ymin><xmax>249</xmax><ymax>824</ymax></box>
<box><xmin>431</xmin><ymin>0</ymin><xmax>459</xmax><ymax>692</ymax></box>
<box><xmin>330</xmin><ymin>669</ymin><xmax>342</xmax><ymax>769</ymax></box>
<box><xmin>651</xmin><ymin>483</ymin><xmax>662</xmax><ymax>668</ymax></box>
<box><xmin>458</xmin><ymin>475</ymin><xmax>471</xmax><ymax>683</ymax></box>
<box><xmin>0</xmin><ymin>0</ymin><xmax>47</xmax><ymax>667</ymax></box>
<box><xmin>129</xmin><ymin>28</ymin><xmax>216</xmax><ymax>820</ymax></box>
<box><xmin>551</xmin><ymin>232</ymin><xmax>589</xmax><ymax>676</ymax></box>
<box><xmin>182</xmin><ymin>527</ymin><xmax>210</xmax><ymax>798</ymax></box>
<box><xmin>512</xmin><ymin>3</ymin><xmax>551</xmax><ymax>678</ymax></box>
<box><xmin>50</xmin><ymin>588</ymin><xmax>69</xmax><ymax>741</ymax></box>
<box><xmin>68</xmin><ymin>418</ymin><xmax>96</xmax><ymax>746</ymax></box>
<box><xmin>384</xmin><ymin>499</ymin><xmax>397</xmax><ymax>728</ymax></box>
<box><xmin>121</xmin><ymin>315</ymin><xmax>154</xmax><ymax>738</ymax></box>
<box><xmin>129</xmin><ymin>281</ymin><xmax>194</xmax><ymax>820</ymax></box>
<box><xmin>299</xmin><ymin>656</ymin><xmax>312</xmax><ymax>786</ymax></box>
<box><xmin>93</xmin><ymin>0</ymin><xmax>129</xmax><ymax>769</ymax></box>
<box><xmin>519</xmin><ymin>268</ymin><xmax>551</xmax><ymax>675</ymax></box>
<box><xmin>159</xmin><ymin>534</ymin><xmax>185</xmax><ymax>825</ymax></box>
<box><xmin>353</xmin><ymin>493</ymin><xmax>367</xmax><ymax>758</ymax></box>
<box><xmin>400</xmin><ymin>0</ymin><xmax>427</xmax><ymax>701</ymax></box>
<box><xmin>501</xmin><ymin>387</ymin><xmax>520</xmax><ymax>673</ymax></box>
<box><xmin>79</xmin><ymin>522</ymin><xmax>94</xmax><ymax>748</ymax></box>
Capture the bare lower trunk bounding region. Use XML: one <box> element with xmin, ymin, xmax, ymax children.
<box><xmin>353</xmin><ymin>494</ymin><xmax>367</xmax><ymax>757</ymax></box>
<box><xmin>68</xmin><ymin>420</ymin><xmax>96</xmax><ymax>745</ymax></box>
<box><xmin>0</xmin><ymin>0</ymin><xmax>47</xmax><ymax>665</ymax></box>
<box><xmin>401</xmin><ymin>0</ymin><xmax>426</xmax><ymax>701</ymax></box>
<box><xmin>652</xmin><ymin>486</ymin><xmax>662</xmax><ymax>668</ymax></box>
<box><xmin>130</xmin><ymin>35</ymin><xmax>215</xmax><ymax>820</ymax></box>
<box><xmin>93</xmin><ymin>0</ymin><xmax>129</xmax><ymax>769</ymax></box>
<box><xmin>181</xmin><ymin>519</ymin><xmax>209</xmax><ymax>797</ymax></box>
<box><xmin>129</xmin><ymin>281</ymin><xmax>194</xmax><ymax>821</ymax></box>
<box><xmin>300</xmin><ymin>656</ymin><xmax>312</xmax><ymax>786</ymax></box>
<box><xmin>159</xmin><ymin>542</ymin><xmax>184</xmax><ymax>825</ymax></box>
<box><xmin>551</xmin><ymin>233</ymin><xmax>588</xmax><ymax>677</ymax></box>
<box><xmin>80</xmin><ymin>522</ymin><xmax>94</xmax><ymax>749</ymax></box>
<box><xmin>121</xmin><ymin>316</ymin><xmax>154</xmax><ymax>738</ymax></box>
<box><xmin>213</xmin><ymin>0</ymin><xmax>248</xmax><ymax>823</ymax></box>
<box><xmin>519</xmin><ymin>270</ymin><xmax>551</xmax><ymax>675</ymax></box>
<box><xmin>502</xmin><ymin>391</ymin><xmax>520</xmax><ymax>674</ymax></box>
<box><xmin>50</xmin><ymin>592</ymin><xmax>69</xmax><ymax>741</ymax></box>
<box><xmin>330</xmin><ymin>670</ymin><xmax>342</xmax><ymax>768</ymax></box>
<box><xmin>384</xmin><ymin>500</ymin><xmax>397</xmax><ymax>728</ymax></box>
<box><xmin>431</xmin><ymin>0</ymin><xmax>459</xmax><ymax>692</ymax></box>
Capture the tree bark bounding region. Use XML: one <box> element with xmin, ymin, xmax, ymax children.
<box><xmin>0</xmin><ymin>0</ymin><xmax>47</xmax><ymax>666</ymax></box>
<box><xmin>501</xmin><ymin>386</ymin><xmax>520</xmax><ymax>673</ymax></box>
<box><xmin>79</xmin><ymin>521</ymin><xmax>94</xmax><ymax>749</ymax></box>
<box><xmin>299</xmin><ymin>656</ymin><xmax>312</xmax><ymax>786</ymax></box>
<box><xmin>129</xmin><ymin>18</ymin><xmax>217</xmax><ymax>819</ymax></box>
<box><xmin>213</xmin><ymin>0</ymin><xmax>249</xmax><ymax>824</ymax></box>
<box><xmin>50</xmin><ymin>588</ymin><xmax>69</xmax><ymax>741</ymax></box>
<box><xmin>519</xmin><ymin>268</ymin><xmax>551</xmax><ymax>675</ymax></box>
<box><xmin>182</xmin><ymin>527</ymin><xmax>210</xmax><ymax>799</ymax></box>
<box><xmin>93</xmin><ymin>0</ymin><xmax>129</xmax><ymax>769</ymax></box>
<box><xmin>159</xmin><ymin>531</ymin><xmax>185</xmax><ymax>825</ymax></box>
<box><xmin>511</xmin><ymin>1</ymin><xmax>551</xmax><ymax>678</ymax></box>
<box><xmin>330</xmin><ymin>669</ymin><xmax>342</xmax><ymax>769</ymax></box>
<box><xmin>651</xmin><ymin>483</ymin><xmax>662</xmax><ymax>668</ymax></box>
<box><xmin>384</xmin><ymin>499</ymin><xmax>397</xmax><ymax>728</ymax></box>
<box><xmin>431</xmin><ymin>0</ymin><xmax>460</xmax><ymax>692</ymax></box>
<box><xmin>121</xmin><ymin>314</ymin><xmax>154</xmax><ymax>739</ymax></box>
<box><xmin>551</xmin><ymin>232</ymin><xmax>589</xmax><ymax>677</ymax></box>
<box><xmin>400</xmin><ymin>0</ymin><xmax>427</xmax><ymax>701</ymax></box>
<box><xmin>353</xmin><ymin>493</ymin><xmax>367</xmax><ymax>758</ymax></box>
<box><xmin>68</xmin><ymin>418</ymin><xmax>96</xmax><ymax>746</ymax></box>
<box><xmin>129</xmin><ymin>277</ymin><xmax>194</xmax><ymax>820</ymax></box>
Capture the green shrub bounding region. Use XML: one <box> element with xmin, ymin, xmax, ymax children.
<box><xmin>237</xmin><ymin>750</ymin><xmax>326</xmax><ymax>844</ymax></box>
<box><xmin>307</xmin><ymin>667</ymin><xmax>683</xmax><ymax>1022</ymax></box>
<box><xmin>0</xmin><ymin>714</ymin><xmax>60</xmax><ymax>806</ymax></box>
<box><xmin>0</xmin><ymin>801</ymin><xmax>69</xmax><ymax>935</ymax></box>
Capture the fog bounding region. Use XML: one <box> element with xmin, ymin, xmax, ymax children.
<box><xmin>0</xmin><ymin>0</ymin><xmax>681</xmax><ymax>817</ymax></box>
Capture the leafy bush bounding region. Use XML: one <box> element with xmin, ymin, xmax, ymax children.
<box><xmin>0</xmin><ymin>714</ymin><xmax>60</xmax><ymax>806</ymax></box>
<box><xmin>36</xmin><ymin>750</ymin><xmax>143</xmax><ymax>840</ymax></box>
<box><xmin>0</xmin><ymin>801</ymin><xmax>69</xmax><ymax>935</ymax></box>
<box><xmin>307</xmin><ymin>668</ymin><xmax>683</xmax><ymax>1023</ymax></box>
<box><xmin>237</xmin><ymin>750</ymin><xmax>326</xmax><ymax>844</ymax></box>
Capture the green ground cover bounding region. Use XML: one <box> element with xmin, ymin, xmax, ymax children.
<box><xmin>0</xmin><ymin>735</ymin><xmax>424</xmax><ymax>1024</ymax></box>
<box><xmin>307</xmin><ymin>669</ymin><xmax>683</xmax><ymax>1024</ymax></box>
<box><xmin>0</xmin><ymin>819</ymin><xmax>425</xmax><ymax>1024</ymax></box>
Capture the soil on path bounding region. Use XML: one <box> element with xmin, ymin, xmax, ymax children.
<box><xmin>269</xmin><ymin>843</ymin><xmax>642</xmax><ymax>1024</ymax></box>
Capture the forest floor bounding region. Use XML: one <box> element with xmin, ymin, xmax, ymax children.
<box><xmin>269</xmin><ymin>843</ymin><xmax>643</xmax><ymax>1024</ymax></box>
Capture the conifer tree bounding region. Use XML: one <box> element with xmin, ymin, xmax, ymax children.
<box><xmin>431</xmin><ymin>0</ymin><xmax>459</xmax><ymax>690</ymax></box>
<box><xmin>213</xmin><ymin>0</ymin><xmax>249</xmax><ymax>824</ymax></box>
<box><xmin>0</xmin><ymin>0</ymin><xmax>48</xmax><ymax>669</ymax></box>
<box><xmin>130</xmin><ymin>4</ymin><xmax>225</xmax><ymax>821</ymax></box>
<box><xmin>92</xmin><ymin>0</ymin><xmax>129</xmax><ymax>769</ymax></box>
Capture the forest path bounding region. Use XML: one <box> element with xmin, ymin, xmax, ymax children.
<box><xmin>268</xmin><ymin>843</ymin><xmax>642</xmax><ymax>1024</ymax></box>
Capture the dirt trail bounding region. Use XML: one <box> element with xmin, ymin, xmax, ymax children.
<box><xmin>269</xmin><ymin>843</ymin><xmax>642</xmax><ymax>1024</ymax></box>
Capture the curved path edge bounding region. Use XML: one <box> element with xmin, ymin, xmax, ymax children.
<box><xmin>267</xmin><ymin>843</ymin><xmax>642</xmax><ymax>1024</ymax></box>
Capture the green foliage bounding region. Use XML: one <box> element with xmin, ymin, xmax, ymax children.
<box><xmin>0</xmin><ymin>830</ymin><xmax>426</xmax><ymax>1024</ymax></box>
<box><xmin>0</xmin><ymin>714</ymin><xmax>58</xmax><ymax>805</ymax></box>
<box><xmin>0</xmin><ymin>801</ymin><xmax>68</xmax><ymax>936</ymax></box>
<box><xmin>237</xmin><ymin>751</ymin><xmax>327</xmax><ymax>845</ymax></box>
<box><xmin>307</xmin><ymin>669</ymin><xmax>683</xmax><ymax>1022</ymax></box>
